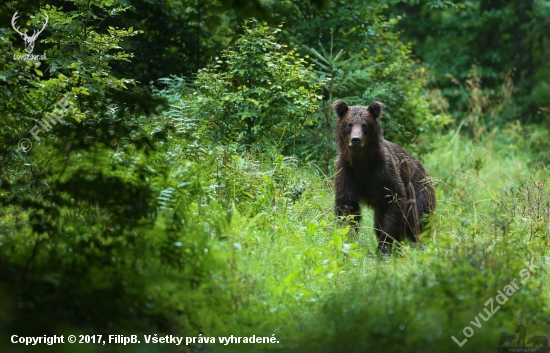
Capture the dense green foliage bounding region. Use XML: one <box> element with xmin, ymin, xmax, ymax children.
<box><xmin>391</xmin><ymin>0</ymin><xmax>550</xmax><ymax>124</ymax></box>
<box><xmin>1</xmin><ymin>1</ymin><xmax>230</xmax><ymax>347</ymax></box>
<box><xmin>1</xmin><ymin>0</ymin><xmax>549</xmax><ymax>352</ymax></box>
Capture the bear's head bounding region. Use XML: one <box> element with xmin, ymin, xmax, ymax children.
<box><xmin>333</xmin><ymin>100</ymin><xmax>383</xmax><ymax>154</ymax></box>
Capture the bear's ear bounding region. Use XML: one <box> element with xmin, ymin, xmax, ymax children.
<box><xmin>332</xmin><ymin>100</ymin><xmax>349</xmax><ymax>118</ymax></box>
<box><xmin>367</xmin><ymin>101</ymin><xmax>384</xmax><ymax>119</ymax></box>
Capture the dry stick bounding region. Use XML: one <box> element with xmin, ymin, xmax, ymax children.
<box><xmin>407</xmin><ymin>180</ymin><xmax>421</xmax><ymax>239</ymax></box>
<box><xmin>385</xmin><ymin>161</ymin><xmax>420</xmax><ymax>241</ymax></box>
<box><xmin>405</xmin><ymin>161</ymin><xmax>421</xmax><ymax>238</ymax></box>
<box><xmin>402</xmin><ymin>160</ymin><xmax>421</xmax><ymax>240</ymax></box>
<box><xmin>384</xmin><ymin>186</ymin><xmax>418</xmax><ymax>242</ymax></box>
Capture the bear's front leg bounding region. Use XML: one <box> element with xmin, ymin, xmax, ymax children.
<box><xmin>335</xmin><ymin>197</ymin><xmax>361</xmax><ymax>230</ymax></box>
<box><xmin>334</xmin><ymin>165</ymin><xmax>362</xmax><ymax>230</ymax></box>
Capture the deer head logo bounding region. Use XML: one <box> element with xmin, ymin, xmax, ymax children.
<box><xmin>11</xmin><ymin>11</ymin><xmax>48</xmax><ymax>54</ymax></box>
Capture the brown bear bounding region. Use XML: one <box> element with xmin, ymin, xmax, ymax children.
<box><xmin>333</xmin><ymin>100</ymin><xmax>436</xmax><ymax>252</ymax></box>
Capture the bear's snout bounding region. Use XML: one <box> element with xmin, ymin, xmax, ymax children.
<box><xmin>351</xmin><ymin>137</ymin><xmax>362</xmax><ymax>146</ymax></box>
<box><xmin>349</xmin><ymin>125</ymin><xmax>364</xmax><ymax>147</ymax></box>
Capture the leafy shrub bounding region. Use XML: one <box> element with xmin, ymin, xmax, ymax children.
<box><xmin>195</xmin><ymin>19</ymin><xmax>322</xmax><ymax>153</ymax></box>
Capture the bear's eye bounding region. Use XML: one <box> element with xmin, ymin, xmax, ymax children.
<box><xmin>346</xmin><ymin>123</ymin><xmax>353</xmax><ymax>129</ymax></box>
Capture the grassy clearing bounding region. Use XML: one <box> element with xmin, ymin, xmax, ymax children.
<box><xmin>2</xmin><ymin>107</ymin><xmax>548</xmax><ymax>353</ymax></box>
<box><xmin>205</xmin><ymin>128</ymin><xmax>550</xmax><ymax>352</ymax></box>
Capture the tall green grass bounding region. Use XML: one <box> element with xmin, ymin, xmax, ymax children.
<box><xmin>2</xmin><ymin>89</ymin><xmax>548</xmax><ymax>352</ymax></box>
<box><xmin>202</xmin><ymin>127</ymin><xmax>550</xmax><ymax>352</ymax></box>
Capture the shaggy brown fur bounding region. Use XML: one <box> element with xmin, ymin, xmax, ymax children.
<box><xmin>333</xmin><ymin>100</ymin><xmax>436</xmax><ymax>252</ymax></box>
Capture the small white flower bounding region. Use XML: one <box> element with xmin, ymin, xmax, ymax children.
<box><xmin>342</xmin><ymin>243</ymin><xmax>351</xmax><ymax>254</ymax></box>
